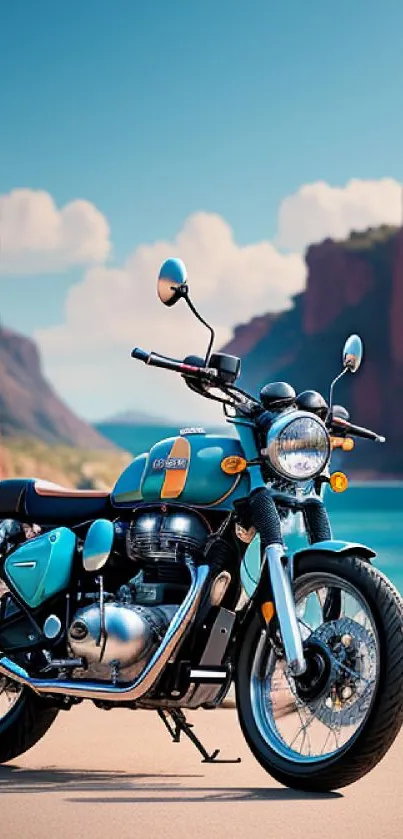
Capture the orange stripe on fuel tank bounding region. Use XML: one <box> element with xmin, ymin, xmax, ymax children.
<box><xmin>161</xmin><ymin>437</ymin><xmax>191</xmax><ymax>499</ymax></box>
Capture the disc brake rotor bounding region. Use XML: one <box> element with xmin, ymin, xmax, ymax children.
<box><xmin>305</xmin><ymin>617</ymin><xmax>378</xmax><ymax>727</ymax></box>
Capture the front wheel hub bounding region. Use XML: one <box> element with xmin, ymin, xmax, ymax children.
<box><xmin>295</xmin><ymin>640</ymin><xmax>332</xmax><ymax>702</ymax></box>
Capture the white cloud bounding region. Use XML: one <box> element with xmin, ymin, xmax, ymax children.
<box><xmin>36</xmin><ymin>212</ymin><xmax>305</xmax><ymax>421</ymax></box>
<box><xmin>276</xmin><ymin>178</ymin><xmax>402</xmax><ymax>251</ymax></box>
<box><xmin>0</xmin><ymin>189</ymin><xmax>111</xmax><ymax>274</ymax></box>
<box><xmin>35</xmin><ymin>177</ymin><xmax>402</xmax><ymax>423</ymax></box>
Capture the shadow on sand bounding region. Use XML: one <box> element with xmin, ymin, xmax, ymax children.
<box><xmin>0</xmin><ymin>765</ymin><xmax>342</xmax><ymax>802</ymax></box>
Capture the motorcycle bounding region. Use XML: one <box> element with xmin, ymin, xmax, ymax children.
<box><xmin>0</xmin><ymin>257</ymin><xmax>402</xmax><ymax>792</ymax></box>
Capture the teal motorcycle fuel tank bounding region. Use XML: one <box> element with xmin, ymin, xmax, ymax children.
<box><xmin>112</xmin><ymin>431</ymin><xmax>250</xmax><ymax>510</ymax></box>
<box><xmin>4</xmin><ymin>527</ymin><xmax>76</xmax><ymax>608</ymax></box>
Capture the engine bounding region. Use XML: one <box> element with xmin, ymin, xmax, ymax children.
<box><xmin>68</xmin><ymin>597</ymin><xmax>178</xmax><ymax>682</ymax></box>
<box><xmin>126</xmin><ymin>507</ymin><xmax>210</xmax><ymax>564</ymax></box>
<box><xmin>67</xmin><ymin>507</ymin><xmax>211</xmax><ymax>683</ymax></box>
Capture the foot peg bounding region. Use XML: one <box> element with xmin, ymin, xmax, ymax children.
<box><xmin>157</xmin><ymin>708</ymin><xmax>241</xmax><ymax>764</ymax></box>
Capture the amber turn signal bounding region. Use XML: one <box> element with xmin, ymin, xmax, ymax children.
<box><xmin>330</xmin><ymin>436</ymin><xmax>355</xmax><ymax>452</ymax></box>
<box><xmin>329</xmin><ymin>471</ymin><xmax>349</xmax><ymax>493</ymax></box>
<box><xmin>261</xmin><ymin>601</ymin><xmax>275</xmax><ymax>624</ymax></box>
<box><xmin>221</xmin><ymin>455</ymin><xmax>247</xmax><ymax>475</ymax></box>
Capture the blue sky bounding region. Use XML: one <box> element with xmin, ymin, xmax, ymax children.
<box><xmin>1</xmin><ymin>0</ymin><xmax>403</xmax><ymax>420</ymax></box>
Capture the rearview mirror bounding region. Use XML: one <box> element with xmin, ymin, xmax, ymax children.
<box><xmin>157</xmin><ymin>258</ymin><xmax>188</xmax><ymax>307</ymax></box>
<box><xmin>342</xmin><ymin>334</ymin><xmax>363</xmax><ymax>374</ymax></box>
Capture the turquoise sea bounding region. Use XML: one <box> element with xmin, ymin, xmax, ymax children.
<box><xmin>325</xmin><ymin>484</ymin><xmax>403</xmax><ymax>593</ymax></box>
<box><xmin>242</xmin><ymin>484</ymin><xmax>403</xmax><ymax>596</ymax></box>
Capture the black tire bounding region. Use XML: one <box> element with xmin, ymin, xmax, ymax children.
<box><xmin>0</xmin><ymin>684</ymin><xmax>58</xmax><ymax>764</ymax></box>
<box><xmin>236</xmin><ymin>554</ymin><xmax>403</xmax><ymax>792</ymax></box>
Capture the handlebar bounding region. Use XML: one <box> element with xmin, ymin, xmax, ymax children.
<box><xmin>132</xmin><ymin>348</ymin><xmax>387</xmax><ymax>440</ymax></box>
<box><xmin>331</xmin><ymin>416</ymin><xmax>385</xmax><ymax>443</ymax></box>
<box><xmin>131</xmin><ymin>347</ymin><xmax>218</xmax><ymax>381</ymax></box>
<box><xmin>131</xmin><ymin>347</ymin><xmax>150</xmax><ymax>363</ymax></box>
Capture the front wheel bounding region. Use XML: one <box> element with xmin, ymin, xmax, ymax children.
<box><xmin>236</xmin><ymin>554</ymin><xmax>403</xmax><ymax>791</ymax></box>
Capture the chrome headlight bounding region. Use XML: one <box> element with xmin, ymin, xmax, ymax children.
<box><xmin>262</xmin><ymin>411</ymin><xmax>330</xmax><ymax>480</ymax></box>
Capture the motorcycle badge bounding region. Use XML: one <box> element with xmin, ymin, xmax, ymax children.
<box><xmin>156</xmin><ymin>437</ymin><xmax>191</xmax><ymax>499</ymax></box>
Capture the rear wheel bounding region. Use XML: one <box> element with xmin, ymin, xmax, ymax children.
<box><xmin>0</xmin><ymin>678</ymin><xmax>58</xmax><ymax>764</ymax></box>
<box><xmin>236</xmin><ymin>554</ymin><xmax>403</xmax><ymax>791</ymax></box>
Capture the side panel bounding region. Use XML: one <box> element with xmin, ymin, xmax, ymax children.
<box><xmin>4</xmin><ymin>527</ymin><xmax>76</xmax><ymax>608</ymax></box>
<box><xmin>112</xmin><ymin>434</ymin><xmax>251</xmax><ymax>509</ymax></box>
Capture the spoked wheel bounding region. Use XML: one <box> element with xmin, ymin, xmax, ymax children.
<box><xmin>0</xmin><ymin>672</ymin><xmax>59</xmax><ymax>764</ymax></box>
<box><xmin>236</xmin><ymin>554</ymin><xmax>403</xmax><ymax>791</ymax></box>
<box><xmin>0</xmin><ymin>593</ymin><xmax>59</xmax><ymax>764</ymax></box>
<box><xmin>0</xmin><ymin>676</ymin><xmax>23</xmax><ymax>720</ymax></box>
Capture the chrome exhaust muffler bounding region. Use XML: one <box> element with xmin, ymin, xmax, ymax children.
<box><xmin>0</xmin><ymin>563</ymin><xmax>209</xmax><ymax>703</ymax></box>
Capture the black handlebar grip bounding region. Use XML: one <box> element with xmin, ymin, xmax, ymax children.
<box><xmin>131</xmin><ymin>347</ymin><xmax>150</xmax><ymax>362</ymax></box>
<box><xmin>347</xmin><ymin>422</ymin><xmax>383</xmax><ymax>441</ymax></box>
<box><xmin>248</xmin><ymin>488</ymin><xmax>283</xmax><ymax>548</ymax></box>
<box><xmin>332</xmin><ymin>416</ymin><xmax>384</xmax><ymax>442</ymax></box>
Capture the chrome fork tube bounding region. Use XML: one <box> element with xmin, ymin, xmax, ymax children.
<box><xmin>0</xmin><ymin>562</ymin><xmax>210</xmax><ymax>702</ymax></box>
<box><xmin>265</xmin><ymin>544</ymin><xmax>306</xmax><ymax>676</ymax></box>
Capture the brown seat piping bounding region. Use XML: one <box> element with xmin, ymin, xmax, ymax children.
<box><xmin>34</xmin><ymin>481</ymin><xmax>109</xmax><ymax>499</ymax></box>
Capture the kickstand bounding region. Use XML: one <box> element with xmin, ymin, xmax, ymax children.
<box><xmin>157</xmin><ymin>708</ymin><xmax>241</xmax><ymax>764</ymax></box>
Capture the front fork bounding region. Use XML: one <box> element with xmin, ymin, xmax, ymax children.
<box><xmin>263</xmin><ymin>544</ymin><xmax>306</xmax><ymax>676</ymax></box>
<box><xmin>247</xmin><ymin>488</ymin><xmax>307</xmax><ymax>677</ymax></box>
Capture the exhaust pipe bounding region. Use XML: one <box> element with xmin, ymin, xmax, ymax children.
<box><xmin>0</xmin><ymin>563</ymin><xmax>209</xmax><ymax>703</ymax></box>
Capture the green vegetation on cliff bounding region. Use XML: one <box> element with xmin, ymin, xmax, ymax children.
<box><xmin>2</xmin><ymin>438</ymin><xmax>131</xmax><ymax>490</ymax></box>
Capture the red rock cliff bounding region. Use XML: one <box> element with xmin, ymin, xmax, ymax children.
<box><xmin>222</xmin><ymin>225</ymin><xmax>403</xmax><ymax>476</ymax></box>
<box><xmin>222</xmin><ymin>314</ymin><xmax>278</xmax><ymax>357</ymax></box>
<box><xmin>304</xmin><ymin>240</ymin><xmax>375</xmax><ymax>335</ymax></box>
<box><xmin>390</xmin><ymin>228</ymin><xmax>403</xmax><ymax>365</ymax></box>
<box><xmin>0</xmin><ymin>326</ymin><xmax>114</xmax><ymax>450</ymax></box>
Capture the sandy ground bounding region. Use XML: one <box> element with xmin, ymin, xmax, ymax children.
<box><xmin>0</xmin><ymin>702</ymin><xmax>401</xmax><ymax>839</ymax></box>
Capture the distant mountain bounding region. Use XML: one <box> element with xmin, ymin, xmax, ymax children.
<box><xmin>221</xmin><ymin>225</ymin><xmax>403</xmax><ymax>478</ymax></box>
<box><xmin>0</xmin><ymin>326</ymin><xmax>114</xmax><ymax>450</ymax></box>
<box><xmin>95</xmin><ymin>421</ymin><xmax>183</xmax><ymax>456</ymax></box>
<box><xmin>98</xmin><ymin>409</ymin><xmax>171</xmax><ymax>426</ymax></box>
<box><xmin>95</xmin><ymin>419</ymin><xmax>235</xmax><ymax>457</ymax></box>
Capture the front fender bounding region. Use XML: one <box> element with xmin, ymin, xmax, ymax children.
<box><xmin>294</xmin><ymin>539</ymin><xmax>376</xmax><ymax>565</ymax></box>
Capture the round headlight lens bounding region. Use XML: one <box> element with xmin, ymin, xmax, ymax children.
<box><xmin>264</xmin><ymin>414</ymin><xmax>330</xmax><ymax>480</ymax></box>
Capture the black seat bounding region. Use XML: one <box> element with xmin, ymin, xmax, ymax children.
<box><xmin>0</xmin><ymin>479</ymin><xmax>28</xmax><ymax>518</ymax></box>
<box><xmin>0</xmin><ymin>479</ymin><xmax>112</xmax><ymax>525</ymax></box>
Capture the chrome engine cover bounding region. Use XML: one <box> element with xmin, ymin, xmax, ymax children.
<box><xmin>68</xmin><ymin>602</ymin><xmax>178</xmax><ymax>682</ymax></box>
<box><xmin>126</xmin><ymin>508</ymin><xmax>210</xmax><ymax>563</ymax></box>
